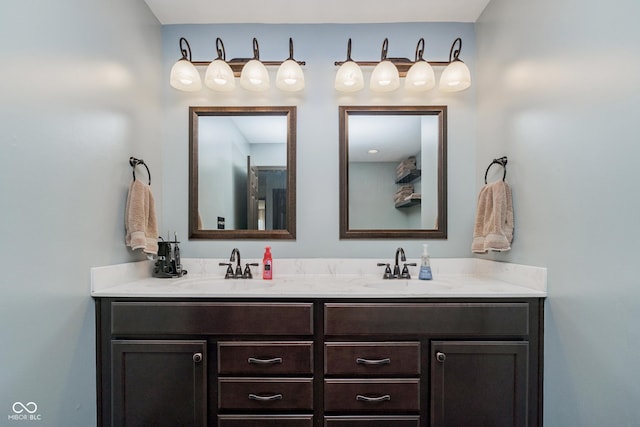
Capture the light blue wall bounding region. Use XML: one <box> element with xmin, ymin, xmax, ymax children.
<box><xmin>161</xmin><ymin>23</ymin><xmax>477</xmax><ymax>259</ymax></box>
<box><xmin>0</xmin><ymin>1</ymin><xmax>162</xmax><ymax>425</ymax></box>
<box><xmin>476</xmin><ymin>0</ymin><xmax>640</xmax><ymax>425</ymax></box>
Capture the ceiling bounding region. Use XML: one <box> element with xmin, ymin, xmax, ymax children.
<box><xmin>144</xmin><ymin>0</ymin><xmax>491</xmax><ymax>25</ymax></box>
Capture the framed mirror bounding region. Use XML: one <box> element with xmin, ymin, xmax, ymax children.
<box><xmin>189</xmin><ymin>106</ymin><xmax>296</xmax><ymax>239</ymax></box>
<box><xmin>339</xmin><ymin>105</ymin><xmax>447</xmax><ymax>239</ymax></box>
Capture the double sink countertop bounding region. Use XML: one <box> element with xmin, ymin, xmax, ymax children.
<box><xmin>91</xmin><ymin>258</ymin><xmax>547</xmax><ymax>299</ymax></box>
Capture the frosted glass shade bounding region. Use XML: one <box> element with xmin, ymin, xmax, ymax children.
<box><xmin>370</xmin><ymin>60</ymin><xmax>400</xmax><ymax>92</ymax></box>
<box><xmin>439</xmin><ymin>60</ymin><xmax>471</xmax><ymax>92</ymax></box>
<box><xmin>170</xmin><ymin>59</ymin><xmax>202</xmax><ymax>92</ymax></box>
<box><xmin>240</xmin><ymin>59</ymin><xmax>270</xmax><ymax>91</ymax></box>
<box><xmin>276</xmin><ymin>59</ymin><xmax>305</xmax><ymax>92</ymax></box>
<box><xmin>405</xmin><ymin>61</ymin><xmax>436</xmax><ymax>92</ymax></box>
<box><xmin>204</xmin><ymin>59</ymin><xmax>235</xmax><ymax>92</ymax></box>
<box><xmin>334</xmin><ymin>61</ymin><xmax>364</xmax><ymax>92</ymax></box>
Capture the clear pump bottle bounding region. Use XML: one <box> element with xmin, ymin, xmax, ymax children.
<box><xmin>418</xmin><ymin>244</ymin><xmax>433</xmax><ymax>280</ymax></box>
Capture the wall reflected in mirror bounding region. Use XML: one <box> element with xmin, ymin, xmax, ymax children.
<box><xmin>340</xmin><ymin>106</ymin><xmax>447</xmax><ymax>239</ymax></box>
<box><xmin>189</xmin><ymin>106</ymin><xmax>296</xmax><ymax>240</ymax></box>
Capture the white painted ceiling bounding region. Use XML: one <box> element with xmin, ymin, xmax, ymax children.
<box><xmin>144</xmin><ymin>0</ymin><xmax>491</xmax><ymax>24</ymax></box>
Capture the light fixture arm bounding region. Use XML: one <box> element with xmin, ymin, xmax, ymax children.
<box><xmin>448</xmin><ymin>37</ymin><xmax>463</xmax><ymax>62</ymax></box>
<box><xmin>414</xmin><ymin>38</ymin><xmax>425</xmax><ymax>62</ymax></box>
<box><xmin>179</xmin><ymin>37</ymin><xmax>192</xmax><ymax>61</ymax></box>
<box><xmin>215</xmin><ymin>37</ymin><xmax>226</xmax><ymax>61</ymax></box>
<box><xmin>380</xmin><ymin>38</ymin><xmax>389</xmax><ymax>61</ymax></box>
<box><xmin>252</xmin><ymin>38</ymin><xmax>260</xmax><ymax>60</ymax></box>
<box><xmin>287</xmin><ymin>38</ymin><xmax>296</xmax><ymax>61</ymax></box>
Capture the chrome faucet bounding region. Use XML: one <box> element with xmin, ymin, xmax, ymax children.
<box><xmin>230</xmin><ymin>248</ymin><xmax>242</xmax><ymax>278</ymax></box>
<box><xmin>377</xmin><ymin>247</ymin><xmax>416</xmax><ymax>280</ymax></box>
<box><xmin>394</xmin><ymin>247</ymin><xmax>406</xmax><ymax>278</ymax></box>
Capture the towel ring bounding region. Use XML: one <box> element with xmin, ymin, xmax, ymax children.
<box><xmin>129</xmin><ymin>157</ymin><xmax>151</xmax><ymax>185</ymax></box>
<box><xmin>484</xmin><ymin>156</ymin><xmax>507</xmax><ymax>184</ymax></box>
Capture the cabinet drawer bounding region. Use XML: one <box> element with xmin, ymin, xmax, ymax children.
<box><xmin>324</xmin><ymin>415</ymin><xmax>420</xmax><ymax>427</ymax></box>
<box><xmin>219</xmin><ymin>414</ymin><xmax>313</xmax><ymax>427</ymax></box>
<box><xmin>219</xmin><ymin>378</ymin><xmax>313</xmax><ymax>410</ymax></box>
<box><xmin>325</xmin><ymin>303</ymin><xmax>529</xmax><ymax>336</ymax></box>
<box><xmin>325</xmin><ymin>342</ymin><xmax>420</xmax><ymax>376</ymax></box>
<box><xmin>324</xmin><ymin>379</ymin><xmax>420</xmax><ymax>412</ymax></box>
<box><xmin>111</xmin><ymin>302</ymin><xmax>313</xmax><ymax>335</ymax></box>
<box><xmin>218</xmin><ymin>341</ymin><xmax>313</xmax><ymax>375</ymax></box>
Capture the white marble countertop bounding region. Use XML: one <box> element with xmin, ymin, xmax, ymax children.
<box><xmin>91</xmin><ymin>258</ymin><xmax>547</xmax><ymax>299</ymax></box>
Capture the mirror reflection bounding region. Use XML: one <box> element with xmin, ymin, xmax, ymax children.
<box><xmin>189</xmin><ymin>106</ymin><xmax>296</xmax><ymax>240</ymax></box>
<box><xmin>340</xmin><ymin>106</ymin><xmax>447</xmax><ymax>239</ymax></box>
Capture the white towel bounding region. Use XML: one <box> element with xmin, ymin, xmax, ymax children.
<box><xmin>125</xmin><ymin>180</ymin><xmax>158</xmax><ymax>255</ymax></box>
<box><xmin>471</xmin><ymin>180</ymin><xmax>514</xmax><ymax>253</ymax></box>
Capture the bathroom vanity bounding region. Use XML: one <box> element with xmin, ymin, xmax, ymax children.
<box><xmin>92</xmin><ymin>259</ymin><xmax>546</xmax><ymax>427</ymax></box>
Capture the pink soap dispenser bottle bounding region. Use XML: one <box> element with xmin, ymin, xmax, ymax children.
<box><xmin>262</xmin><ymin>246</ymin><xmax>273</xmax><ymax>280</ymax></box>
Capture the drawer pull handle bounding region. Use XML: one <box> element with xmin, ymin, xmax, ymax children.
<box><xmin>356</xmin><ymin>394</ymin><xmax>391</xmax><ymax>403</ymax></box>
<box><xmin>436</xmin><ymin>352</ymin><xmax>447</xmax><ymax>362</ymax></box>
<box><xmin>192</xmin><ymin>353</ymin><xmax>203</xmax><ymax>363</ymax></box>
<box><xmin>248</xmin><ymin>393</ymin><xmax>283</xmax><ymax>402</ymax></box>
<box><xmin>356</xmin><ymin>357</ymin><xmax>391</xmax><ymax>366</ymax></box>
<box><xmin>248</xmin><ymin>357</ymin><xmax>283</xmax><ymax>365</ymax></box>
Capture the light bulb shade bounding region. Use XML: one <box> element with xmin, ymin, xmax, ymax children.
<box><xmin>334</xmin><ymin>61</ymin><xmax>364</xmax><ymax>92</ymax></box>
<box><xmin>204</xmin><ymin>59</ymin><xmax>235</xmax><ymax>91</ymax></box>
<box><xmin>370</xmin><ymin>60</ymin><xmax>400</xmax><ymax>92</ymax></box>
<box><xmin>170</xmin><ymin>59</ymin><xmax>202</xmax><ymax>92</ymax></box>
<box><xmin>240</xmin><ymin>59</ymin><xmax>270</xmax><ymax>91</ymax></box>
<box><xmin>276</xmin><ymin>59</ymin><xmax>305</xmax><ymax>92</ymax></box>
<box><xmin>439</xmin><ymin>60</ymin><xmax>471</xmax><ymax>92</ymax></box>
<box><xmin>405</xmin><ymin>61</ymin><xmax>436</xmax><ymax>92</ymax></box>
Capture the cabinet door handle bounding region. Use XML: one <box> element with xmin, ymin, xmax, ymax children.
<box><xmin>356</xmin><ymin>357</ymin><xmax>391</xmax><ymax>366</ymax></box>
<box><xmin>436</xmin><ymin>351</ymin><xmax>446</xmax><ymax>362</ymax></box>
<box><xmin>356</xmin><ymin>394</ymin><xmax>391</xmax><ymax>403</ymax></box>
<box><xmin>248</xmin><ymin>393</ymin><xmax>283</xmax><ymax>402</ymax></box>
<box><xmin>192</xmin><ymin>352</ymin><xmax>203</xmax><ymax>363</ymax></box>
<box><xmin>247</xmin><ymin>357</ymin><xmax>283</xmax><ymax>365</ymax></box>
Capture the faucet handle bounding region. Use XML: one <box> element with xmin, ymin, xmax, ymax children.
<box><xmin>219</xmin><ymin>262</ymin><xmax>234</xmax><ymax>279</ymax></box>
<box><xmin>401</xmin><ymin>262</ymin><xmax>417</xmax><ymax>279</ymax></box>
<box><xmin>377</xmin><ymin>263</ymin><xmax>393</xmax><ymax>280</ymax></box>
<box><xmin>243</xmin><ymin>263</ymin><xmax>259</xmax><ymax>279</ymax></box>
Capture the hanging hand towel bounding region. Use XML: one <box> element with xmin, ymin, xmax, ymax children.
<box><xmin>125</xmin><ymin>179</ymin><xmax>158</xmax><ymax>255</ymax></box>
<box><xmin>471</xmin><ymin>180</ymin><xmax>514</xmax><ymax>253</ymax></box>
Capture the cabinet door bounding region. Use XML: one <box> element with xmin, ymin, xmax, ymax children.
<box><xmin>430</xmin><ymin>341</ymin><xmax>528</xmax><ymax>427</ymax></box>
<box><xmin>111</xmin><ymin>340</ymin><xmax>206</xmax><ymax>427</ymax></box>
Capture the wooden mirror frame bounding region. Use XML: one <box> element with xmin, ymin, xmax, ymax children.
<box><xmin>189</xmin><ymin>106</ymin><xmax>297</xmax><ymax>240</ymax></box>
<box><xmin>339</xmin><ymin>105</ymin><xmax>447</xmax><ymax>239</ymax></box>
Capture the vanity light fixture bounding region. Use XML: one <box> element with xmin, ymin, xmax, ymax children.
<box><xmin>405</xmin><ymin>38</ymin><xmax>436</xmax><ymax>91</ymax></box>
<box><xmin>170</xmin><ymin>37</ymin><xmax>306</xmax><ymax>93</ymax></box>
<box><xmin>240</xmin><ymin>38</ymin><xmax>270</xmax><ymax>91</ymax></box>
<box><xmin>334</xmin><ymin>39</ymin><xmax>364</xmax><ymax>92</ymax></box>
<box><xmin>439</xmin><ymin>38</ymin><xmax>471</xmax><ymax>92</ymax></box>
<box><xmin>276</xmin><ymin>38</ymin><xmax>305</xmax><ymax>92</ymax></box>
<box><xmin>204</xmin><ymin>38</ymin><xmax>236</xmax><ymax>91</ymax></box>
<box><xmin>169</xmin><ymin>38</ymin><xmax>202</xmax><ymax>92</ymax></box>
<box><xmin>369</xmin><ymin>39</ymin><xmax>400</xmax><ymax>92</ymax></box>
<box><xmin>334</xmin><ymin>37</ymin><xmax>470</xmax><ymax>93</ymax></box>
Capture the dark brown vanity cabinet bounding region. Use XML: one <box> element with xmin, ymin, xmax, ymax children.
<box><xmin>110</xmin><ymin>339</ymin><xmax>207</xmax><ymax>426</ymax></box>
<box><xmin>430</xmin><ymin>341</ymin><xmax>529</xmax><ymax>426</ymax></box>
<box><xmin>96</xmin><ymin>298</ymin><xmax>542</xmax><ymax>427</ymax></box>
